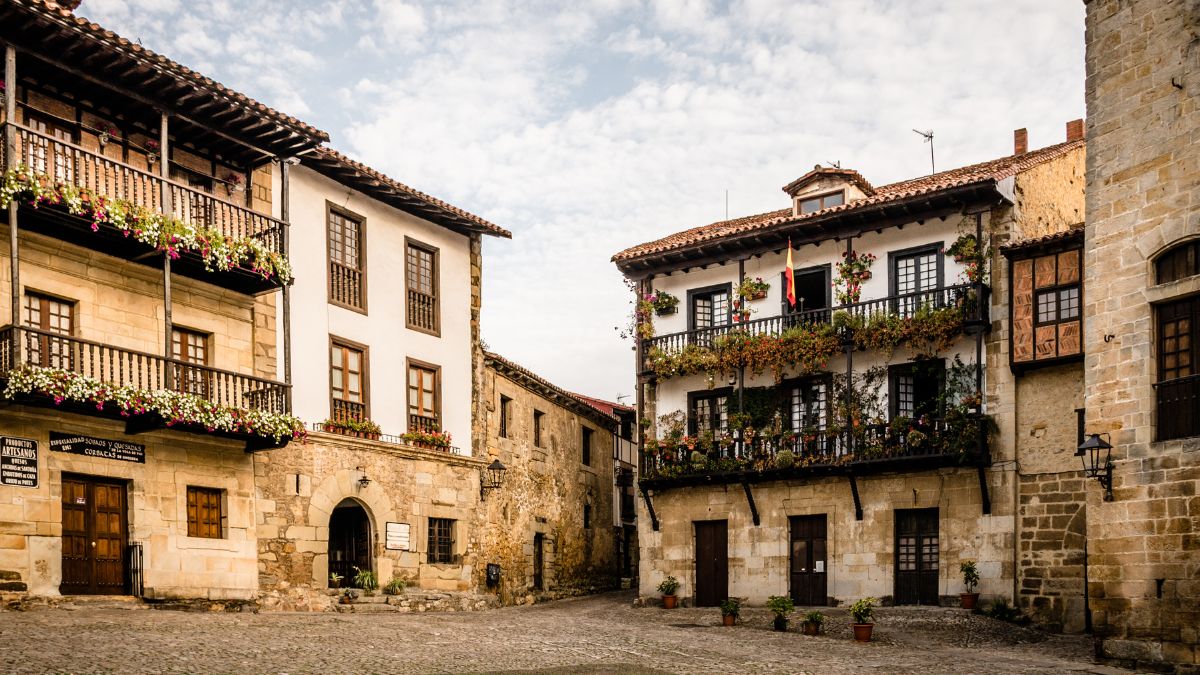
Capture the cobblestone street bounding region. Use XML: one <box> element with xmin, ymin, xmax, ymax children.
<box><xmin>0</xmin><ymin>592</ymin><xmax>1124</xmax><ymax>674</ymax></box>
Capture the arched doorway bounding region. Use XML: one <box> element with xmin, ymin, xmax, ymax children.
<box><xmin>328</xmin><ymin>498</ymin><xmax>372</xmax><ymax>584</ymax></box>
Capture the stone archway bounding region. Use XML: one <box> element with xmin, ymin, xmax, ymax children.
<box><xmin>328</xmin><ymin>498</ymin><xmax>372</xmax><ymax>583</ymax></box>
<box><xmin>308</xmin><ymin>470</ymin><xmax>395</xmax><ymax>587</ymax></box>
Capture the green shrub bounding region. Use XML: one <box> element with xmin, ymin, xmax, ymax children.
<box><xmin>353</xmin><ymin>566</ymin><xmax>378</xmax><ymax>592</ymax></box>
<box><xmin>383</xmin><ymin>577</ymin><xmax>406</xmax><ymax>595</ymax></box>
<box><xmin>657</xmin><ymin>576</ymin><xmax>679</xmax><ymax>596</ymax></box>
<box><xmin>719</xmin><ymin>598</ymin><xmax>740</xmax><ymax>617</ymax></box>
<box><xmin>766</xmin><ymin>595</ymin><xmax>794</xmax><ymax>619</ymax></box>
<box><xmin>850</xmin><ymin>597</ymin><xmax>876</xmax><ymax>624</ymax></box>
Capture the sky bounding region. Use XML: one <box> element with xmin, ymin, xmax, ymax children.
<box><xmin>78</xmin><ymin>0</ymin><xmax>1085</xmax><ymax>404</ymax></box>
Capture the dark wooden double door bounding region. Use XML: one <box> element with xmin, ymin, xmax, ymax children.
<box><xmin>790</xmin><ymin>515</ymin><xmax>828</xmax><ymax>606</ymax></box>
<box><xmin>694</xmin><ymin>520</ymin><xmax>728</xmax><ymax>607</ymax></box>
<box><xmin>61</xmin><ymin>475</ymin><xmax>128</xmax><ymax>595</ymax></box>
<box><xmin>895</xmin><ymin>508</ymin><xmax>940</xmax><ymax>605</ymax></box>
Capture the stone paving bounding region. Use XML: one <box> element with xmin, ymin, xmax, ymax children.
<box><xmin>0</xmin><ymin>592</ymin><xmax>1125</xmax><ymax>674</ymax></box>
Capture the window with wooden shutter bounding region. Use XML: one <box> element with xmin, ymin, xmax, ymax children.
<box><xmin>330</xmin><ymin>339</ymin><xmax>368</xmax><ymax>421</ymax></box>
<box><xmin>186</xmin><ymin>486</ymin><xmax>223</xmax><ymax>539</ymax></box>
<box><xmin>1157</xmin><ymin>296</ymin><xmax>1199</xmax><ymax>441</ymax></box>
<box><xmin>1009</xmin><ymin>246</ymin><xmax>1083</xmax><ymax>368</ymax></box>
<box><xmin>407</xmin><ymin>361</ymin><xmax>440</xmax><ymax>432</ymax></box>
<box><xmin>23</xmin><ymin>292</ymin><xmax>74</xmax><ymax>369</ymax></box>
<box><xmin>171</xmin><ymin>327</ymin><xmax>210</xmax><ymax>398</ymax></box>
<box><xmin>499</xmin><ymin>395</ymin><xmax>512</xmax><ymax>438</ymax></box>
<box><xmin>328</xmin><ymin>206</ymin><xmax>366</xmax><ymax>311</ymax></box>
<box><xmin>533</xmin><ymin>410</ymin><xmax>545</xmax><ymax>447</ymax></box>
<box><xmin>406</xmin><ymin>239</ymin><xmax>439</xmax><ymax>334</ymax></box>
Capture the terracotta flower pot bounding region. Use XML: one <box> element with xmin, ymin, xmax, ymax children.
<box><xmin>662</xmin><ymin>594</ymin><xmax>677</xmax><ymax>609</ymax></box>
<box><xmin>960</xmin><ymin>592</ymin><xmax>980</xmax><ymax>610</ymax></box>
<box><xmin>749</xmin><ymin>290</ymin><xmax>767</xmax><ymax>300</ymax></box>
<box><xmin>722</xmin><ymin>614</ymin><xmax>736</xmax><ymax>626</ymax></box>
<box><xmin>852</xmin><ymin>623</ymin><xmax>874</xmax><ymax>642</ymax></box>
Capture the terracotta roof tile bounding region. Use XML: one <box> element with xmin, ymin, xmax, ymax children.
<box><xmin>612</xmin><ymin>139</ymin><xmax>1085</xmax><ymax>264</ymax></box>
<box><xmin>309</xmin><ymin>146</ymin><xmax>512</xmax><ymax>239</ymax></box>
<box><xmin>782</xmin><ymin>166</ymin><xmax>876</xmax><ymax>196</ymax></box>
<box><xmin>1000</xmin><ymin>222</ymin><xmax>1085</xmax><ymax>255</ymax></box>
<box><xmin>484</xmin><ymin>351</ymin><xmax>618</xmax><ymax>429</ymax></box>
<box><xmin>570</xmin><ymin>392</ymin><xmax>635</xmax><ymax>417</ymax></box>
<box><xmin>17</xmin><ymin>0</ymin><xmax>329</xmax><ymax>146</ymax></box>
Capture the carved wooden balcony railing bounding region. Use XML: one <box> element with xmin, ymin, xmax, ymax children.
<box><xmin>2</xmin><ymin>122</ymin><xmax>287</xmax><ymax>294</ymax></box>
<box><xmin>0</xmin><ymin>325</ymin><xmax>289</xmax><ymax>415</ymax></box>
<box><xmin>642</xmin><ymin>282</ymin><xmax>989</xmax><ymax>364</ymax></box>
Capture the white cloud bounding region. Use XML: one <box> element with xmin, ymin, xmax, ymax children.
<box><xmin>75</xmin><ymin>0</ymin><xmax>1085</xmax><ymax>401</ymax></box>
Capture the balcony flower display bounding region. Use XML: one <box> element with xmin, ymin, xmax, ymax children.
<box><xmin>737</xmin><ymin>277</ymin><xmax>770</xmax><ymax>301</ymax></box>
<box><xmin>399</xmin><ymin>429</ymin><xmax>453</xmax><ymax>450</ymax></box>
<box><xmin>835</xmin><ymin>250</ymin><xmax>875</xmax><ymax>304</ymax></box>
<box><xmin>3</xmin><ymin>366</ymin><xmax>305</xmax><ymax>443</ymax></box>
<box><xmin>642</xmin><ymin>290</ymin><xmax>679</xmax><ymax>317</ymax></box>
<box><xmin>0</xmin><ymin>165</ymin><xmax>293</xmax><ymax>283</ymax></box>
<box><xmin>947</xmin><ymin>233</ymin><xmax>988</xmax><ymax>284</ymax></box>
<box><xmin>321</xmin><ymin>417</ymin><xmax>382</xmax><ymax>440</ymax></box>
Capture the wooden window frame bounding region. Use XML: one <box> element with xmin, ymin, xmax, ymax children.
<box><xmin>1155</xmin><ymin>296</ymin><xmax>1199</xmax><ymax>441</ymax></box>
<box><xmin>1034</xmin><ymin>285</ymin><xmax>1082</xmax><ymax>327</ymax></box>
<box><xmin>779</xmin><ymin>264</ymin><xmax>832</xmax><ymax>316</ymax></box>
<box><xmin>326</xmin><ymin>202</ymin><xmax>368</xmax><ymax>314</ymax></box>
<box><xmin>582</xmin><ymin>425</ymin><xmax>594</xmax><ymax>466</ymax></box>
<box><xmin>186</xmin><ymin>486</ymin><xmax>224</xmax><ymax>539</ymax></box>
<box><xmin>329</xmin><ymin>336</ymin><xmax>370</xmax><ymax>421</ymax></box>
<box><xmin>499</xmin><ymin>395</ymin><xmax>512</xmax><ymax>439</ymax></box>
<box><xmin>888</xmin><ymin>243</ymin><xmax>945</xmax><ymax>298</ymax></box>
<box><xmin>781</xmin><ymin>374</ymin><xmax>832</xmax><ymax>432</ymax></box>
<box><xmin>687</xmin><ymin>387</ymin><xmax>733</xmax><ymax>436</ymax></box>
<box><xmin>533</xmin><ymin>409</ymin><xmax>545</xmax><ymax>448</ymax></box>
<box><xmin>687</xmin><ymin>283</ymin><xmax>733</xmax><ymax>332</ymax></box>
<box><xmin>796</xmin><ymin>189</ymin><xmax>846</xmax><ymax>215</ymax></box>
<box><xmin>404</xmin><ymin>237</ymin><xmax>441</xmax><ymax>336</ymax></box>
<box><xmin>1154</xmin><ymin>239</ymin><xmax>1200</xmax><ymax>286</ymax></box>
<box><xmin>888</xmin><ymin>359</ymin><xmax>946</xmax><ymax>420</ymax></box>
<box><xmin>405</xmin><ymin>358</ymin><xmax>441</xmax><ymax>433</ymax></box>
<box><xmin>23</xmin><ymin>290</ymin><xmax>75</xmax><ymax>334</ymax></box>
<box><xmin>23</xmin><ymin>290</ymin><xmax>76</xmax><ymax>370</ymax></box>
<box><xmin>427</xmin><ymin>517</ymin><xmax>455</xmax><ymax>564</ymax></box>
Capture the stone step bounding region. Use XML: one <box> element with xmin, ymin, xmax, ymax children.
<box><xmin>335</xmin><ymin>602</ymin><xmax>405</xmax><ymax>613</ymax></box>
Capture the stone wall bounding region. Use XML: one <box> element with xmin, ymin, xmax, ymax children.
<box><xmin>254</xmin><ymin>432</ymin><xmax>485</xmax><ymax>611</ymax></box>
<box><xmin>475</xmin><ymin>362</ymin><xmax>617</xmax><ymax>605</ymax></box>
<box><xmin>1083</xmin><ymin>0</ymin><xmax>1200</xmax><ymax>669</ymax></box>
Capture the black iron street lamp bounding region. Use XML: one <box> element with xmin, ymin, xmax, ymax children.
<box><xmin>1075</xmin><ymin>433</ymin><xmax>1114</xmax><ymax>501</ymax></box>
<box><xmin>480</xmin><ymin>458</ymin><xmax>507</xmax><ymax>500</ymax></box>
<box><xmin>356</xmin><ymin>466</ymin><xmax>371</xmax><ymax>490</ymax></box>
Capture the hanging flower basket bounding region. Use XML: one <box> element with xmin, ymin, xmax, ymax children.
<box><xmin>737</xmin><ymin>277</ymin><xmax>770</xmax><ymax>301</ymax></box>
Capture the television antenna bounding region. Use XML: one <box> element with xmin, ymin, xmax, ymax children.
<box><xmin>913</xmin><ymin>129</ymin><xmax>935</xmax><ymax>175</ymax></box>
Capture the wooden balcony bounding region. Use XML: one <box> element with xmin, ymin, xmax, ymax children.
<box><xmin>0</xmin><ymin>325</ymin><xmax>291</xmax><ymax>449</ymax></box>
<box><xmin>1</xmin><ymin>122</ymin><xmax>288</xmax><ymax>295</ymax></box>
<box><xmin>643</xmin><ymin>283</ymin><xmax>988</xmax><ymax>363</ymax></box>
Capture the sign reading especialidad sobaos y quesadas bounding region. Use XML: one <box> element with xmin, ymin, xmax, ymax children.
<box><xmin>50</xmin><ymin>432</ymin><xmax>145</xmax><ymax>464</ymax></box>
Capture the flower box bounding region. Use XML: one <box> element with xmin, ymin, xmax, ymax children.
<box><xmin>747</xmin><ymin>290</ymin><xmax>768</xmax><ymax>301</ymax></box>
<box><xmin>322</xmin><ymin>424</ymin><xmax>381</xmax><ymax>441</ymax></box>
<box><xmin>654</xmin><ymin>305</ymin><xmax>678</xmax><ymax>317</ymax></box>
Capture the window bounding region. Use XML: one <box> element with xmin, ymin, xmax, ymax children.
<box><xmin>172</xmin><ymin>327</ymin><xmax>210</xmax><ymax>397</ymax></box>
<box><xmin>533</xmin><ymin>410</ymin><xmax>545</xmax><ymax>447</ymax></box>
<box><xmin>328</xmin><ymin>206</ymin><xmax>366</xmax><ymax>311</ymax></box>
<box><xmin>891</xmin><ymin>245</ymin><xmax>942</xmax><ymax>317</ymax></box>
<box><xmin>406</xmin><ymin>240</ymin><xmax>439</xmax><ymax>334</ymax></box>
<box><xmin>582</xmin><ymin>427</ymin><xmax>593</xmax><ymax>466</ymax></box>
<box><xmin>689</xmin><ymin>284</ymin><xmax>731</xmax><ymax>342</ymax></box>
<box><xmin>584</xmin><ymin>503</ymin><xmax>592</xmax><ymax>529</ymax></box>
<box><xmin>688</xmin><ymin>389</ymin><xmax>730</xmax><ymax>435</ymax></box>
<box><xmin>186</xmin><ymin>486</ymin><xmax>223</xmax><ymax>539</ymax></box>
<box><xmin>1155</xmin><ymin>240</ymin><xmax>1199</xmax><ymax>285</ymax></box>
<box><xmin>1009</xmin><ymin>247</ymin><xmax>1083</xmax><ymax>366</ymax></box>
<box><xmin>23</xmin><ymin>292</ymin><xmax>73</xmax><ymax>369</ymax></box>
<box><xmin>330</xmin><ymin>339</ymin><xmax>367</xmax><ymax>421</ymax></box>
<box><xmin>499</xmin><ymin>395</ymin><xmax>512</xmax><ymax>438</ymax></box>
<box><xmin>1036</xmin><ymin>286</ymin><xmax>1080</xmax><ymax>324</ymax></box>
<box><xmin>23</xmin><ymin>113</ymin><xmax>74</xmax><ymax>183</ymax></box>
<box><xmin>786</xmin><ymin>377</ymin><xmax>829</xmax><ymax>433</ymax></box>
<box><xmin>1156</xmin><ymin>296</ymin><xmax>1199</xmax><ymax>441</ymax></box>
<box><xmin>428</xmin><ymin>517</ymin><xmax>454</xmax><ymax>564</ymax></box>
<box><xmin>889</xmin><ymin>360</ymin><xmax>945</xmax><ymax>420</ymax></box>
<box><xmin>797</xmin><ymin>190</ymin><xmax>845</xmax><ymax>215</ymax></box>
<box><xmin>781</xmin><ymin>266</ymin><xmax>831</xmax><ymax>318</ymax></box>
<box><xmin>407</xmin><ymin>361</ymin><xmax>439</xmax><ymax>432</ymax></box>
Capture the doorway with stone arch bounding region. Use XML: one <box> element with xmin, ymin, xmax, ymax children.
<box><xmin>328</xmin><ymin>498</ymin><xmax>373</xmax><ymax>584</ymax></box>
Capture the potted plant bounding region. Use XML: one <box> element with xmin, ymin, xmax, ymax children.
<box><xmin>719</xmin><ymin>598</ymin><xmax>740</xmax><ymax>626</ymax></box>
<box><xmin>849</xmin><ymin>597</ymin><xmax>876</xmax><ymax>642</ymax></box>
<box><xmin>353</xmin><ymin>566</ymin><xmax>378</xmax><ymax>595</ymax></box>
<box><xmin>766</xmin><ymin>595</ymin><xmax>794</xmax><ymax>632</ymax></box>
<box><xmin>399</xmin><ymin>429</ymin><xmax>453</xmax><ymax>450</ymax></box>
<box><xmin>145</xmin><ymin>139</ymin><xmax>160</xmax><ymax>166</ymax></box>
<box><xmin>737</xmin><ymin>276</ymin><xmax>771</xmax><ymax>301</ymax></box>
<box><xmin>960</xmin><ymin>560</ymin><xmax>980</xmax><ymax>609</ymax></box>
<box><xmin>802</xmin><ymin>610</ymin><xmax>825</xmax><ymax>636</ymax></box>
<box><xmin>647</xmin><ymin>290</ymin><xmax>680</xmax><ymax>316</ymax></box>
<box><xmin>658</xmin><ymin>576</ymin><xmax>680</xmax><ymax>608</ymax></box>
<box><xmin>222</xmin><ymin>171</ymin><xmax>245</xmax><ymax>195</ymax></box>
<box><xmin>321</xmin><ymin>417</ymin><xmax>382</xmax><ymax>440</ymax></box>
<box><xmin>329</xmin><ymin>572</ymin><xmax>343</xmax><ymax>589</ymax></box>
<box><xmin>383</xmin><ymin>577</ymin><xmax>406</xmax><ymax>596</ymax></box>
<box><xmin>339</xmin><ymin>589</ymin><xmax>353</xmax><ymax>605</ymax></box>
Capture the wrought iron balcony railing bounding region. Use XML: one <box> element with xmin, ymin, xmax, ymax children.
<box><xmin>643</xmin><ymin>282</ymin><xmax>989</xmax><ymax>360</ymax></box>
<box><xmin>0</xmin><ymin>325</ymin><xmax>289</xmax><ymax>415</ymax></box>
<box><xmin>1</xmin><ymin>122</ymin><xmax>287</xmax><ymax>293</ymax></box>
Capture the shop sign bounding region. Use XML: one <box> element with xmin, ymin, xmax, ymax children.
<box><xmin>50</xmin><ymin>432</ymin><xmax>145</xmax><ymax>464</ymax></box>
<box><xmin>0</xmin><ymin>436</ymin><xmax>39</xmax><ymax>488</ymax></box>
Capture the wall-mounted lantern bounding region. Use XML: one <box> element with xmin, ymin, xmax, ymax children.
<box><xmin>1075</xmin><ymin>433</ymin><xmax>1114</xmax><ymax>501</ymax></box>
<box><xmin>480</xmin><ymin>458</ymin><xmax>507</xmax><ymax>500</ymax></box>
<box><xmin>356</xmin><ymin>466</ymin><xmax>371</xmax><ymax>490</ymax></box>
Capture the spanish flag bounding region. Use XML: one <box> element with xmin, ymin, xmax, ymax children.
<box><xmin>785</xmin><ymin>239</ymin><xmax>796</xmax><ymax>309</ymax></box>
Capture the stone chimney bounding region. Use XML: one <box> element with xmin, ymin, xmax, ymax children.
<box><xmin>1014</xmin><ymin>128</ymin><xmax>1028</xmax><ymax>155</ymax></box>
<box><xmin>1066</xmin><ymin>118</ymin><xmax>1085</xmax><ymax>142</ymax></box>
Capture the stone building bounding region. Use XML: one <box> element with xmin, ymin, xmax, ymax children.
<box><xmin>574</xmin><ymin>392</ymin><xmax>640</xmax><ymax>581</ymax></box>
<box><xmin>477</xmin><ymin>351</ymin><xmax>618</xmax><ymax>604</ymax></box>
<box><xmin>254</xmin><ymin>148</ymin><xmax>511</xmax><ymax>610</ymax></box>
<box><xmin>0</xmin><ymin>0</ymin><xmax>324</xmax><ymax>600</ymax></box>
<box><xmin>1080</xmin><ymin>0</ymin><xmax>1200</xmax><ymax>669</ymax></box>
<box><xmin>612</xmin><ymin>125</ymin><xmax>1086</xmax><ymax>609</ymax></box>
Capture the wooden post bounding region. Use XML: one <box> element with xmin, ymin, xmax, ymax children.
<box><xmin>159</xmin><ymin>111</ymin><xmax>173</xmax><ymax>388</ymax></box>
<box><xmin>280</xmin><ymin>158</ymin><xmax>293</xmax><ymax>412</ymax></box>
<box><xmin>6</xmin><ymin>45</ymin><xmax>19</xmax><ymax>366</ymax></box>
<box><xmin>843</xmin><ymin>236</ymin><xmax>854</xmax><ymax>456</ymax></box>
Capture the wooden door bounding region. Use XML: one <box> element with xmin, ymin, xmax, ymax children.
<box><xmin>694</xmin><ymin>520</ymin><xmax>728</xmax><ymax>607</ymax></box>
<box><xmin>532</xmin><ymin>533</ymin><xmax>544</xmax><ymax>591</ymax></box>
<box><xmin>895</xmin><ymin>508</ymin><xmax>939</xmax><ymax>605</ymax></box>
<box><xmin>790</xmin><ymin>514</ymin><xmax>828</xmax><ymax>606</ymax></box>
<box><xmin>61</xmin><ymin>476</ymin><xmax>128</xmax><ymax>595</ymax></box>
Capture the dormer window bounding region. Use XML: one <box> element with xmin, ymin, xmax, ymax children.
<box><xmin>797</xmin><ymin>190</ymin><xmax>845</xmax><ymax>215</ymax></box>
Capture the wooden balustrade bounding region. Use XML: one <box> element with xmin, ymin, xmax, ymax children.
<box><xmin>407</xmin><ymin>290</ymin><xmax>437</xmax><ymax>332</ymax></box>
